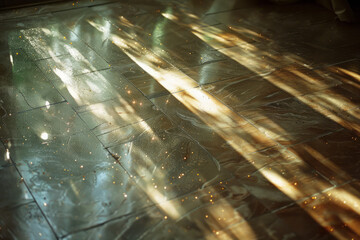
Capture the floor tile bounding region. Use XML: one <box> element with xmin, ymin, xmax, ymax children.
<box><xmin>182</xmin><ymin>59</ymin><xmax>256</xmax><ymax>85</ymax></box>
<box><xmin>240</xmin><ymin>98</ymin><xmax>343</xmax><ymax>146</ymax></box>
<box><xmin>109</xmin><ymin>128</ymin><xmax>221</xmax><ymax>200</ymax></box>
<box><xmin>77</xmin><ymin>96</ymin><xmax>161</xmax><ymax>136</ymax></box>
<box><xmin>202</xmin><ymin>212</ymin><xmax>301</xmax><ymax>240</ymax></box>
<box><xmin>0</xmin><ymin>102</ymin><xmax>88</xmax><ymax>141</ymax></box>
<box><xmin>0</xmin><ymin>50</ymin><xmax>64</xmax><ymax>113</ymax></box>
<box><xmin>289</xmin><ymin>129</ymin><xmax>360</xmax><ymax>184</ymax></box>
<box><xmin>63</xmin><ymin>207</ymin><xmax>163</xmax><ymax>240</ymax></box>
<box><xmin>0</xmin><ymin>166</ymin><xmax>33</xmax><ymax>209</ymax></box>
<box><xmin>262</xmin><ymin>64</ymin><xmax>342</xmax><ymax>97</ymax></box>
<box><xmin>198</xmin><ymin>23</ymin><xmax>263</xmax><ymax>49</ymax></box>
<box><xmin>224</xmin><ymin>147</ymin><xmax>301</xmax><ymax>179</ymax></box>
<box><xmin>254</xmin><ymin>153</ymin><xmax>333</xmax><ymax>201</ymax></box>
<box><xmin>36</xmin><ymin>50</ymin><xmax>110</xmax><ymax>80</ymax></box>
<box><xmin>160</xmin><ymin>43</ymin><xmax>228</xmax><ymax>69</ymax></box>
<box><xmin>203</xmin><ymin>75</ymin><xmax>292</xmax><ymax>112</ymax></box>
<box><xmin>113</xmin><ymin>59</ymin><xmax>168</xmax><ymax>98</ymax></box>
<box><xmin>327</xmin><ymin>59</ymin><xmax>360</xmax><ymax>89</ymax></box>
<box><xmin>0</xmin><ymin>203</ymin><xmax>56</xmax><ymax>240</ymax></box>
<box><xmin>12</xmin><ymin>25</ymin><xmax>73</xmax><ymax>61</ymax></box>
<box><xmin>326</xmin><ymin>107</ymin><xmax>360</xmax><ymax>135</ymax></box>
<box><xmin>152</xmin><ymin>92</ymin><xmax>276</xmax><ymax>156</ymax></box>
<box><xmin>212</xmin><ymin>2</ymin><xmax>334</xmax><ymax>40</ymax></box>
<box><xmin>45</xmin><ymin>67</ymin><xmax>143</xmax><ymax>108</ymax></box>
<box><xmin>297</xmin><ymin>84</ymin><xmax>360</xmax><ymax>117</ymax></box>
<box><xmin>98</xmin><ymin>112</ymin><xmax>173</xmax><ymax>148</ymax></box>
<box><xmin>91</xmin><ymin>2</ymin><xmax>147</xmax><ymax>20</ymax></box>
<box><xmin>1</xmin><ymin>0</ymin><xmax>359</xmax><ymax>238</ymax></box>
<box><xmin>298</xmin><ymin>182</ymin><xmax>360</xmax><ymax>239</ymax></box>
<box><xmin>55</xmin><ymin>10</ymin><xmax>130</xmax><ymax>65</ymax></box>
<box><xmin>275</xmin><ymin>204</ymin><xmax>337</xmax><ymax>240</ymax></box>
<box><xmin>134</xmin><ymin>177</ymin><xmax>269</xmax><ymax>239</ymax></box>
<box><xmin>239</xmin><ymin>171</ymin><xmax>294</xmax><ymax>211</ymax></box>
<box><xmin>8</xmin><ymin>131</ymin><xmax>152</xmax><ymax>237</ymax></box>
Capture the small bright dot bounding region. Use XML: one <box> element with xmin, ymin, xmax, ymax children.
<box><xmin>45</xmin><ymin>101</ymin><xmax>50</xmax><ymax>109</ymax></box>
<box><xmin>43</xmin><ymin>202</ymin><xmax>47</xmax><ymax>207</ymax></box>
<box><xmin>6</xmin><ymin>149</ymin><xmax>10</xmax><ymax>160</ymax></box>
<box><xmin>40</xmin><ymin>132</ymin><xmax>48</xmax><ymax>140</ymax></box>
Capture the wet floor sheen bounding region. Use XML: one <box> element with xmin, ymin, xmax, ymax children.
<box><xmin>0</xmin><ymin>0</ymin><xmax>360</xmax><ymax>239</ymax></box>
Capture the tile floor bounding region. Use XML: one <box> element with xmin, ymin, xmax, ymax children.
<box><xmin>0</xmin><ymin>0</ymin><xmax>360</xmax><ymax>239</ymax></box>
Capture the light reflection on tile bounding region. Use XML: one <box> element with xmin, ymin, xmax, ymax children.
<box><xmin>240</xmin><ymin>98</ymin><xmax>343</xmax><ymax>146</ymax></box>
<box><xmin>0</xmin><ymin>0</ymin><xmax>360</xmax><ymax>238</ymax></box>
<box><xmin>182</xmin><ymin>59</ymin><xmax>256</xmax><ymax>85</ymax></box>
<box><xmin>254</xmin><ymin>154</ymin><xmax>333</xmax><ymax>201</ymax></box>
<box><xmin>112</xmin><ymin>59</ymin><xmax>168</xmax><ymax>98</ymax></box>
<box><xmin>8</xmin><ymin>132</ymin><xmax>152</xmax><ymax>237</ymax></box>
<box><xmin>0</xmin><ymin>102</ymin><xmax>88</xmax><ymax>140</ymax></box>
<box><xmin>297</xmin><ymin>84</ymin><xmax>360</xmax><ymax>118</ymax></box>
<box><xmin>109</xmin><ymin>128</ymin><xmax>221</xmax><ymax>200</ymax></box>
<box><xmin>98</xmin><ymin>113</ymin><xmax>173</xmax><ymax>148</ymax></box>
<box><xmin>289</xmin><ymin>129</ymin><xmax>360</xmax><ymax>184</ymax></box>
<box><xmin>263</xmin><ymin>65</ymin><xmax>342</xmax><ymax>97</ymax></box>
<box><xmin>0</xmin><ymin>50</ymin><xmax>64</xmax><ymax>113</ymax></box>
<box><xmin>36</xmin><ymin>52</ymin><xmax>109</xmax><ymax>79</ymax></box>
<box><xmin>203</xmin><ymin>76</ymin><xmax>292</xmax><ymax>112</ymax></box>
<box><xmin>152</xmin><ymin>93</ymin><xmax>276</xmax><ymax>156</ymax></box>
<box><xmin>77</xmin><ymin>96</ymin><xmax>161</xmax><ymax>136</ymax></box>
<box><xmin>327</xmin><ymin>59</ymin><xmax>360</xmax><ymax>89</ymax></box>
<box><xmin>298</xmin><ymin>182</ymin><xmax>360</xmax><ymax>239</ymax></box>
<box><xmin>142</xmin><ymin>178</ymin><xmax>269</xmax><ymax>237</ymax></box>
<box><xmin>0</xmin><ymin>144</ymin><xmax>11</xmax><ymax>169</ymax></box>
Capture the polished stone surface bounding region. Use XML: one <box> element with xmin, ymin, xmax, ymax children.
<box><xmin>240</xmin><ymin>98</ymin><xmax>343</xmax><ymax>145</ymax></box>
<box><xmin>0</xmin><ymin>166</ymin><xmax>32</xmax><ymax>209</ymax></box>
<box><xmin>289</xmin><ymin>129</ymin><xmax>360</xmax><ymax>184</ymax></box>
<box><xmin>0</xmin><ymin>203</ymin><xmax>57</xmax><ymax>240</ymax></box>
<box><xmin>1</xmin><ymin>0</ymin><xmax>360</xmax><ymax>239</ymax></box>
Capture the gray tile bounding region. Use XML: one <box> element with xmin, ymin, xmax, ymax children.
<box><xmin>63</xmin><ymin>207</ymin><xmax>163</xmax><ymax>240</ymax></box>
<box><xmin>8</xmin><ymin>131</ymin><xmax>152</xmax><ymax>237</ymax></box>
<box><xmin>0</xmin><ymin>50</ymin><xmax>64</xmax><ymax>113</ymax></box>
<box><xmin>98</xmin><ymin>112</ymin><xmax>174</xmax><ymax>148</ymax></box>
<box><xmin>151</xmin><ymin>93</ymin><xmax>276</xmax><ymax>156</ymax></box>
<box><xmin>202</xmin><ymin>76</ymin><xmax>292</xmax><ymax>112</ymax></box>
<box><xmin>0</xmin><ymin>202</ymin><xmax>56</xmax><ymax>240</ymax></box>
<box><xmin>37</xmin><ymin>52</ymin><xmax>109</xmax><ymax>79</ymax></box>
<box><xmin>240</xmin><ymin>98</ymin><xmax>343</xmax><ymax>146</ymax></box>
<box><xmin>108</xmin><ymin>128</ymin><xmax>221</xmax><ymax>200</ymax></box>
<box><xmin>77</xmin><ymin>96</ymin><xmax>161</xmax><ymax>136</ymax></box>
<box><xmin>112</xmin><ymin>59</ymin><xmax>168</xmax><ymax>98</ymax></box>
<box><xmin>182</xmin><ymin>59</ymin><xmax>256</xmax><ymax>85</ymax></box>
<box><xmin>0</xmin><ymin>166</ymin><xmax>33</xmax><ymax>209</ymax></box>
<box><xmin>55</xmin><ymin>10</ymin><xmax>129</xmax><ymax>65</ymax></box>
<box><xmin>0</xmin><ymin>102</ymin><xmax>88</xmax><ymax>141</ymax></box>
<box><xmin>44</xmin><ymin>68</ymin><xmax>133</xmax><ymax>108</ymax></box>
